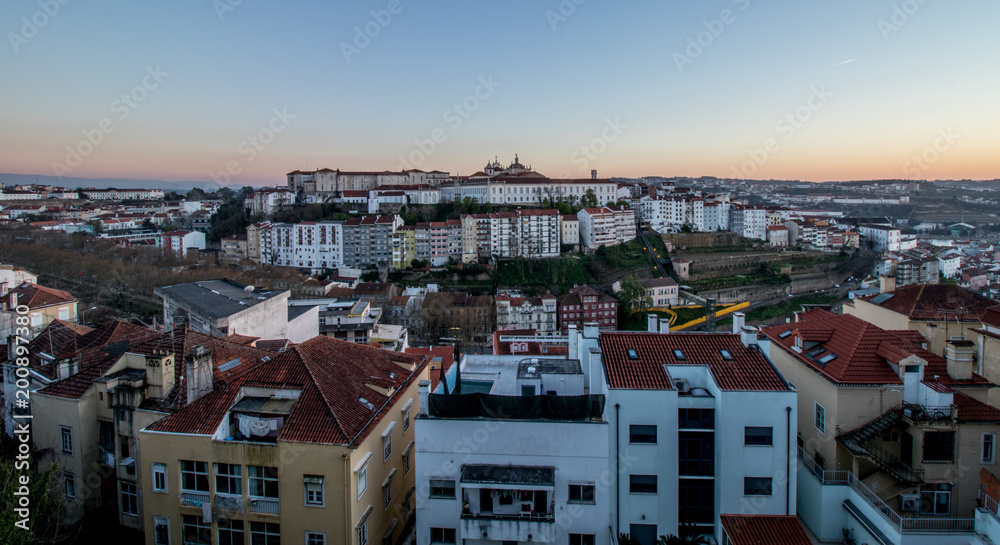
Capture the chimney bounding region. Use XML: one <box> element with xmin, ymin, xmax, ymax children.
<box><xmin>879</xmin><ymin>275</ymin><xmax>896</xmax><ymax>293</ymax></box>
<box><xmin>418</xmin><ymin>380</ymin><xmax>430</xmax><ymax>416</ymax></box>
<box><xmin>583</xmin><ymin>322</ymin><xmax>599</xmax><ymax>339</ymax></box>
<box><xmin>648</xmin><ymin>314</ymin><xmax>658</xmax><ymax>333</ymax></box>
<box><xmin>659</xmin><ymin>318</ymin><xmax>670</xmax><ymax>334</ymax></box>
<box><xmin>945</xmin><ymin>338</ymin><xmax>975</xmax><ymax>380</ymax></box>
<box><xmin>185</xmin><ymin>345</ymin><xmax>213</xmax><ymax>405</ymax></box>
<box><xmin>567</xmin><ymin>324</ymin><xmax>579</xmax><ymax>360</ymax></box>
<box><xmin>591</xmin><ymin>169</ymin><xmax>597</xmax><ymax>180</ymax></box>
<box><xmin>732</xmin><ymin>312</ymin><xmax>746</xmax><ymax>335</ymax></box>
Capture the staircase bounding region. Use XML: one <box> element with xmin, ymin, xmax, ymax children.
<box><xmin>837</xmin><ymin>408</ymin><xmax>923</xmax><ymax>485</ymax></box>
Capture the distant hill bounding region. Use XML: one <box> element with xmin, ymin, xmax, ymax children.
<box><xmin>0</xmin><ymin>172</ymin><xmax>246</xmax><ymax>192</ymax></box>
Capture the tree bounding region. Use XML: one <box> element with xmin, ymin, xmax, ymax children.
<box><xmin>0</xmin><ymin>457</ymin><xmax>62</xmax><ymax>545</ymax></box>
<box><xmin>185</xmin><ymin>188</ymin><xmax>207</xmax><ymax>201</ymax></box>
<box><xmin>581</xmin><ymin>189</ymin><xmax>599</xmax><ymax>208</ymax></box>
<box><xmin>617</xmin><ymin>534</ymin><xmax>641</xmax><ymax>545</ymax></box>
<box><xmin>617</xmin><ymin>274</ymin><xmax>648</xmax><ymax>315</ymax></box>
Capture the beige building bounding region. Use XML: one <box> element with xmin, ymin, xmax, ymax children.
<box><xmin>974</xmin><ymin>305</ymin><xmax>1000</xmax><ymax>407</ymax></box>
<box><xmin>845</xmin><ymin>284</ymin><xmax>997</xmax><ymax>363</ymax></box>
<box><xmin>639</xmin><ymin>277</ymin><xmax>679</xmax><ymax>307</ymax></box>
<box><xmin>139</xmin><ymin>335</ymin><xmax>428</xmax><ymax>545</ymax></box>
<box><xmin>1</xmin><ymin>281</ymin><xmax>79</xmax><ymax>339</ymax></box>
<box><xmin>30</xmin><ymin>323</ymin><xmax>275</xmax><ymax>530</ymax></box>
<box><xmin>220</xmin><ymin>235</ymin><xmax>248</xmax><ymax>265</ymax></box>
<box><xmin>246</xmin><ymin>222</ymin><xmax>272</xmax><ymax>264</ymax></box>
<box><xmin>763</xmin><ymin>309</ymin><xmax>999</xmax><ymax>519</ymax></box>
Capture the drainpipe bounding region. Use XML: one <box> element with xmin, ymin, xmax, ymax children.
<box><xmin>615</xmin><ymin>402</ymin><xmax>621</xmax><ymax>533</ymax></box>
<box><xmin>786</xmin><ymin>406</ymin><xmax>792</xmax><ymax>516</ymax></box>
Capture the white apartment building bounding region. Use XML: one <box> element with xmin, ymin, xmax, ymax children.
<box><xmin>577</xmin><ymin>207</ymin><xmax>635</xmax><ymax>249</ymax></box>
<box><xmin>161</xmin><ymin>230</ymin><xmax>206</xmax><ymax>257</ymax></box>
<box><xmin>729</xmin><ymin>205</ymin><xmax>768</xmax><ymax>240</ymax></box>
<box><xmin>703</xmin><ymin>201</ymin><xmax>730</xmax><ymax>232</ymax></box>
<box><xmin>597</xmin><ymin>316</ymin><xmax>798</xmax><ymax>544</ymax></box>
<box><xmin>938</xmin><ymin>250</ymin><xmax>963</xmax><ymax>278</ymax></box>
<box><xmin>857</xmin><ymin>225</ymin><xmax>902</xmax><ymax>252</ymax></box>
<box><xmin>495</xmin><ymin>291</ymin><xmax>558</xmax><ymax>334</ymax></box>
<box><xmin>460</xmin><ymin>210</ymin><xmax>562</xmax><ymax>259</ymax></box>
<box><xmin>561</xmin><ymin>215</ymin><xmax>579</xmax><ymax>246</ymax></box>
<box><xmin>81</xmin><ymin>188</ymin><xmax>165</xmax><ymax>200</ymax></box>
<box><xmin>415</xmin><ymin>350</ymin><xmax>611</xmax><ymax>545</ymax></box>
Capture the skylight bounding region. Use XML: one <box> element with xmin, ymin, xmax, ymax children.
<box><xmin>778</xmin><ymin>330</ymin><xmax>792</xmax><ymax>339</ymax></box>
<box><xmin>673</xmin><ymin>350</ymin><xmax>686</xmax><ymax>360</ymax></box>
<box><xmin>818</xmin><ymin>354</ymin><xmax>838</xmax><ymax>364</ymax></box>
<box><xmin>720</xmin><ymin>350</ymin><xmax>733</xmax><ymax>360</ymax></box>
<box><xmin>627</xmin><ymin>349</ymin><xmax>639</xmax><ymax>360</ymax></box>
<box><xmin>218</xmin><ymin>358</ymin><xmax>244</xmax><ymax>372</ymax></box>
<box><xmin>806</xmin><ymin>347</ymin><xmax>826</xmax><ymax>357</ymax></box>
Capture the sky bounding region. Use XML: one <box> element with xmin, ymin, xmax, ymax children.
<box><xmin>2</xmin><ymin>0</ymin><xmax>998</xmax><ymax>186</ymax></box>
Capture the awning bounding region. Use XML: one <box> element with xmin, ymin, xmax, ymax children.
<box><xmin>460</xmin><ymin>464</ymin><xmax>554</xmax><ymax>487</ymax></box>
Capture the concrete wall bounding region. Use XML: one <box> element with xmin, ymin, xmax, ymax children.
<box><xmin>224</xmin><ymin>292</ymin><xmax>290</xmax><ymax>339</ymax></box>
<box><xmin>414</xmin><ymin>417</ymin><xmax>611</xmax><ymax>545</ymax></box>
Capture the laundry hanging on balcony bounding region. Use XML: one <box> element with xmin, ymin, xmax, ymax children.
<box><xmin>237</xmin><ymin>414</ymin><xmax>278</xmax><ymax>437</ymax></box>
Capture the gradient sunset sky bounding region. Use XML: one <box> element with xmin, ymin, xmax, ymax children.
<box><xmin>2</xmin><ymin>0</ymin><xmax>998</xmax><ymax>186</ymax></box>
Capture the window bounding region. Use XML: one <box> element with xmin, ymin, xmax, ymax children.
<box><xmin>429</xmin><ymin>479</ymin><xmax>456</xmax><ymax>498</ymax></box>
<box><xmin>153</xmin><ymin>516</ymin><xmax>170</xmax><ymax>545</ymax></box>
<box><xmin>679</xmin><ymin>408</ymin><xmax>715</xmax><ymax>429</ymax></box>
<box><xmin>745</xmin><ymin>427</ymin><xmax>774</xmax><ymax>446</ymax></box>
<box><xmin>627</xmin><ymin>349</ymin><xmax>639</xmax><ymax>360</ymax></box>
<box><xmin>180</xmin><ymin>460</ymin><xmax>209</xmax><ymax>492</ymax></box>
<box><xmin>430</xmin><ymin>528</ymin><xmax>456</xmax><ymax>544</ymax></box>
<box><xmin>986</xmin><ymin>434</ymin><xmax>997</xmax><ymax>463</ymax></box>
<box><xmin>521</xmin><ymin>385</ymin><xmax>536</xmax><ymax>396</ymax></box>
<box><xmin>306</xmin><ymin>533</ymin><xmax>326</xmax><ymax>545</ymax></box>
<box><xmin>383</xmin><ymin>433</ymin><xmax>392</xmax><ymax>461</ymax></box>
<box><xmin>357</xmin><ymin>518</ymin><xmax>368</xmax><ymax>545</ymax></box>
<box><xmin>720</xmin><ymin>349</ymin><xmax>733</xmax><ymax>360</ymax></box>
<box><xmin>629</xmin><ymin>474</ymin><xmax>657</xmax><ymax>494</ymax></box>
<box><xmin>568</xmin><ymin>483</ymin><xmax>595</xmax><ymax>504</ymax></box>
<box><xmin>357</xmin><ymin>463</ymin><xmax>369</xmax><ymax>499</ymax></box>
<box><xmin>61</xmin><ymin>426</ymin><xmax>73</xmax><ymax>455</ymax></box>
<box><xmin>250</xmin><ymin>521</ymin><xmax>280</xmax><ymax>545</ymax></box>
<box><xmin>403</xmin><ymin>450</ymin><xmax>411</xmax><ymax>475</ymax></box>
<box><xmin>383</xmin><ymin>473</ymin><xmax>393</xmax><ymax>509</ymax></box>
<box><xmin>402</xmin><ymin>407</ymin><xmax>411</xmax><ymax>433</ymax></box>
<box><xmin>218</xmin><ymin>519</ymin><xmax>244</xmax><ymax>545</ymax></box>
<box><xmin>64</xmin><ymin>472</ymin><xmax>76</xmax><ymax>499</ymax></box>
<box><xmin>152</xmin><ymin>463</ymin><xmax>167</xmax><ymax>492</ymax></box>
<box><xmin>216</xmin><ymin>463</ymin><xmax>242</xmax><ymax>496</ymax></box>
<box><xmin>304</xmin><ymin>476</ymin><xmax>324</xmax><ymax>506</ymax></box>
<box><xmin>120</xmin><ymin>482</ymin><xmax>139</xmax><ymax>515</ymax></box>
<box><xmin>679</xmin><ymin>479</ymin><xmax>714</xmax><ymax>524</ymax></box>
<box><xmin>569</xmin><ymin>535</ymin><xmax>596</xmax><ymax>545</ymax></box>
<box><xmin>182</xmin><ymin>514</ymin><xmax>211</xmax><ymax>545</ymax></box>
<box><xmin>924</xmin><ymin>431</ymin><xmax>955</xmax><ymax>462</ymax></box>
<box><xmin>920</xmin><ymin>486</ymin><xmax>952</xmax><ymax>515</ymax></box>
<box><xmin>248</xmin><ymin>466</ymin><xmax>278</xmax><ymax>498</ymax></box>
<box><xmin>679</xmin><ymin>431</ymin><xmax>715</xmax><ymax>476</ymax></box>
<box><xmin>629</xmin><ymin>424</ymin><xmax>657</xmax><ymax>444</ymax></box>
<box><xmin>673</xmin><ymin>349</ymin><xmax>686</xmax><ymax>360</ymax></box>
<box><xmin>744</xmin><ymin>477</ymin><xmax>773</xmax><ymax>496</ymax></box>
<box><xmin>814</xmin><ymin>402</ymin><xmax>826</xmax><ymax>435</ymax></box>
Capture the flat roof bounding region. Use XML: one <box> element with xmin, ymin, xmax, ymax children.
<box><xmin>156</xmin><ymin>280</ymin><xmax>285</xmax><ymax>320</ymax></box>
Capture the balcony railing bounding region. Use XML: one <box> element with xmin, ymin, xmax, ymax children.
<box><xmin>248</xmin><ymin>498</ymin><xmax>279</xmax><ymax>515</ymax></box>
<box><xmin>901</xmin><ymin>404</ymin><xmax>956</xmax><ymax>423</ymax></box>
<box><xmin>460</xmin><ymin>511</ymin><xmax>555</xmax><ymax>522</ymax></box>
<box><xmin>179</xmin><ymin>492</ymin><xmax>209</xmax><ymax>507</ymax></box>
<box><xmin>797</xmin><ymin>447</ymin><xmax>973</xmax><ymax>534</ymax></box>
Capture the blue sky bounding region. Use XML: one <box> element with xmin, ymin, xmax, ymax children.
<box><xmin>2</xmin><ymin>0</ymin><xmax>997</xmax><ymax>185</ymax></box>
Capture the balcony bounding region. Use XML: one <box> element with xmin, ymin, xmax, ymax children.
<box><xmin>900</xmin><ymin>404</ymin><xmax>956</xmax><ymax>424</ymax></box>
<box><xmin>461</xmin><ymin>515</ymin><xmax>555</xmax><ymax>542</ymax></box>
<box><xmin>248</xmin><ymin>498</ymin><xmax>279</xmax><ymax>515</ymax></box>
<box><xmin>179</xmin><ymin>491</ymin><xmax>209</xmax><ymax>508</ymax></box>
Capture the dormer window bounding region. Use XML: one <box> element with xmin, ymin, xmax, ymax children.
<box><xmin>904</xmin><ymin>364</ymin><xmax>920</xmax><ymax>374</ymax></box>
<box><xmin>794</xmin><ymin>337</ymin><xmax>803</xmax><ymax>348</ymax></box>
<box><xmin>229</xmin><ymin>396</ymin><xmax>295</xmax><ymax>443</ymax></box>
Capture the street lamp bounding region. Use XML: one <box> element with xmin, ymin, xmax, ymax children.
<box><xmin>80</xmin><ymin>306</ymin><xmax>97</xmax><ymax>326</ymax></box>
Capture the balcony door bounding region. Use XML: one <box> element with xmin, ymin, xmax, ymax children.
<box><xmin>480</xmin><ymin>489</ymin><xmax>493</xmax><ymax>513</ymax></box>
<box><xmin>901</xmin><ymin>432</ymin><xmax>913</xmax><ymax>467</ymax></box>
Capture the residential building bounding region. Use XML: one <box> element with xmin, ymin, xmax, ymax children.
<box><xmin>0</xmin><ymin>281</ymin><xmax>78</xmax><ymax>340</ymax></box>
<box><xmin>729</xmin><ymin>205</ymin><xmax>767</xmax><ymax>241</ymax></box>
<box><xmin>558</xmin><ymin>285</ymin><xmax>617</xmax><ymax>333</ymax></box>
<box><xmin>495</xmin><ymin>291</ymin><xmax>558</xmax><ymax>334</ymax></box>
<box><xmin>598</xmin><ymin>316</ymin><xmax>798</xmax><ymax>543</ymax></box>
<box><xmin>767</xmin><ymin>225</ymin><xmax>790</xmax><ymax>247</ymax></box>
<box><xmin>139</xmin><ymin>336</ymin><xmax>429</xmax><ymax>545</ymax></box>
<box><xmin>342</xmin><ymin>215</ymin><xmax>403</xmax><ymax>269</ymax></box>
<box><xmin>246</xmin><ymin>222</ymin><xmax>272</xmax><ymax>263</ymax></box>
<box><xmin>858</xmin><ymin>225</ymin><xmax>902</xmax><ymax>252</ymax></box>
<box><xmin>155</xmin><ymin>279</ymin><xmax>311</xmax><ymax>340</ymax></box>
<box><xmin>30</xmin><ymin>326</ymin><xmax>274</xmax><ymax>529</ymax></box>
<box><xmin>161</xmin><ymin>230</ymin><xmax>207</xmax><ymax>257</ymax></box>
<box><xmin>415</xmin><ymin>292</ymin><xmax>494</xmax><ymax>347</ymax></box>
<box><xmin>975</xmin><ymin>304</ymin><xmax>1000</xmax><ymax>409</ymax></box>
<box><xmin>414</xmin><ymin>352</ymin><xmax>610</xmax><ymax>545</ymax></box>
<box><xmin>392</xmin><ymin>226</ymin><xmax>417</xmax><ymax>270</ymax></box>
<box><xmin>639</xmin><ymin>277</ymin><xmax>679</xmax><ymax>308</ymax></box>
<box><xmin>245</xmin><ymin>188</ymin><xmax>293</xmax><ymax>218</ymax></box>
<box><xmin>763</xmin><ymin>309</ymin><xmax>999</xmax><ymax>543</ymax></box>
<box><xmin>81</xmin><ymin>188</ymin><xmax>165</xmax><ymax>201</ymax></box>
<box><xmin>220</xmin><ymin>234</ymin><xmax>248</xmax><ymax>265</ymax></box>
<box><xmin>560</xmin><ymin>214</ymin><xmax>579</xmax><ymax>247</ymax></box>
<box><xmin>577</xmin><ymin>208</ymin><xmax>618</xmax><ymax>249</ymax></box>
<box><xmin>288</xmin><ymin>298</ymin><xmax>382</xmax><ymax>344</ymax></box>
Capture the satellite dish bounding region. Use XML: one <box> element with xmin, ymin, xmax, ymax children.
<box><xmin>244</xmin><ymin>285</ymin><xmax>255</xmax><ymax>292</ymax></box>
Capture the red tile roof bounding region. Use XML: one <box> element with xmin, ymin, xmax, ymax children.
<box><xmin>861</xmin><ymin>284</ymin><xmax>997</xmax><ymax>321</ymax></box>
<box><xmin>599</xmin><ymin>332</ymin><xmax>789</xmax><ymax>391</ymax></box>
<box><xmin>763</xmin><ymin>309</ymin><xmax>992</xmax><ymax>387</ymax></box>
<box><xmin>3</xmin><ymin>282</ymin><xmax>77</xmax><ymax>309</ymax></box>
<box><xmin>720</xmin><ymin>515</ymin><xmax>812</xmax><ymax>545</ymax></box>
<box><xmin>955</xmin><ymin>393</ymin><xmax>1000</xmax><ymax>422</ymax></box>
<box><xmin>148</xmin><ymin>336</ymin><xmax>426</xmax><ymax>445</ymax></box>
<box><xmin>981</xmin><ymin>305</ymin><xmax>1000</xmax><ymax>328</ymax></box>
<box><xmin>405</xmin><ymin>346</ymin><xmax>454</xmax><ymax>391</ymax></box>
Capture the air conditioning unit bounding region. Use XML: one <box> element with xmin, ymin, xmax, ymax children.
<box><xmin>675</xmin><ymin>378</ymin><xmax>690</xmax><ymax>393</ymax></box>
<box><xmin>900</xmin><ymin>493</ymin><xmax>920</xmax><ymax>512</ymax></box>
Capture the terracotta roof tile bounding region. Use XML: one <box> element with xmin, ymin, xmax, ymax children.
<box><xmin>3</xmin><ymin>282</ymin><xmax>77</xmax><ymax>309</ymax></box>
<box><xmin>763</xmin><ymin>309</ymin><xmax>992</xmax><ymax>387</ymax></box>
<box><xmin>955</xmin><ymin>393</ymin><xmax>1000</xmax><ymax>422</ymax></box>
<box><xmin>862</xmin><ymin>284</ymin><xmax>997</xmax><ymax>321</ymax></box>
<box><xmin>599</xmin><ymin>332</ymin><xmax>789</xmax><ymax>391</ymax></box>
<box><xmin>721</xmin><ymin>515</ymin><xmax>812</xmax><ymax>545</ymax></box>
<box><xmin>148</xmin><ymin>336</ymin><xmax>426</xmax><ymax>445</ymax></box>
